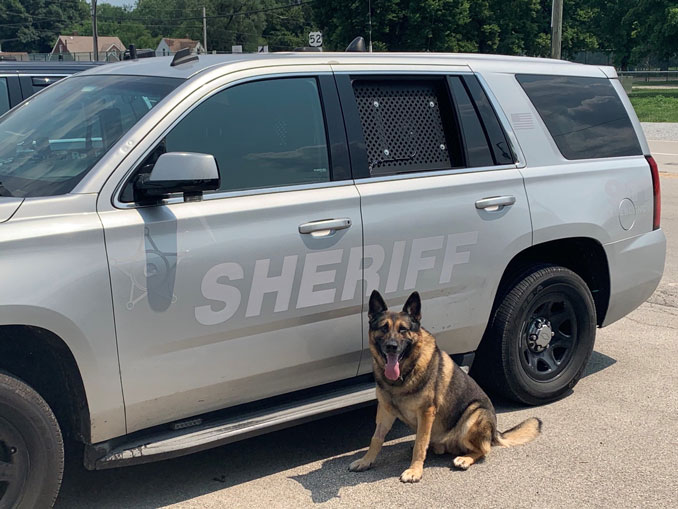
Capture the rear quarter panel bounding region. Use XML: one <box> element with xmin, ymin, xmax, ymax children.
<box><xmin>479</xmin><ymin>70</ymin><xmax>663</xmax><ymax>325</ymax></box>
<box><xmin>480</xmin><ymin>71</ymin><xmax>655</xmax><ymax>244</ymax></box>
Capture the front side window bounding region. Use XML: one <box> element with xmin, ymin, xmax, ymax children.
<box><xmin>136</xmin><ymin>77</ymin><xmax>330</xmax><ymax>197</ymax></box>
<box><xmin>0</xmin><ymin>75</ymin><xmax>180</xmax><ymax>197</ymax></box>
<box><xmin>516</xmin><ymin>74</ymin><xmax>641</xmax><ymax>160</ymax></box>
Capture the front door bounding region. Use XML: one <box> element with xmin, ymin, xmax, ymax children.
<box><xmin>100</xmin><ymin>75</ymin><xmax>363</xmax><ymax>432</ymax></box>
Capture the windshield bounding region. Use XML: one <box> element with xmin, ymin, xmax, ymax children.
<box><xmin>0</xmin><ymin>75</ymin><xmax>180</xmax><ymax>197</ymax></box>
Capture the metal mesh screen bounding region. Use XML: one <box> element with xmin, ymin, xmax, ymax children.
<box><xmin>353</xmin><ymin>81</ymin><xmax>452</xmax><ymax>174</ymax></box>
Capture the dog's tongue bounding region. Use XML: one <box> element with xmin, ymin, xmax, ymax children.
<box><xmin>385</xmin><ymin>353</ymin><xmax>400</xmax><ymax>381</ymax></box>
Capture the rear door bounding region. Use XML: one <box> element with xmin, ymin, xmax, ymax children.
<box><xmin>99</xmin><ymin>71</ymin><xmax>364</xmax><ymax>432</ymax></box>
<box><xmin>334</xmin><ymin>71</ymin><xmax>533</xmax><ymax>369</ymax></box>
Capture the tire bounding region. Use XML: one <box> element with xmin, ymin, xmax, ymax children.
<box><xmin>0</xmin><ymin>372</ymin><xmax>64</xmax><ymax>509</ymax></box>
<box><xmin>472</xmin><ymin>265</ymin><xmax>596</xmax><ymax>405</ymax></box>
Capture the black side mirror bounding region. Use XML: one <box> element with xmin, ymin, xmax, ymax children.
<box><xmin>134</xmin><ymin>152</ymin><xmax>220</xmax><ymax>205</ymax></box>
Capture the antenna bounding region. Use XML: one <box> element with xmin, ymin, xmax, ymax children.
<box><xmin>346</xmin><ymin>36</ymin><xmax>367</xmax><ymax>52</ymax></box>
<box><xmin>170</xmin><ymin>47</ymin><xmax>199</xmax><ymax>67</ymax></box>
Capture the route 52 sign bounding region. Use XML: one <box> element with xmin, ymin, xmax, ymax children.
<box><xmin>309</xmin><ymin>32</ymin><xmax>323</xmax><ymax>47</ymax></box>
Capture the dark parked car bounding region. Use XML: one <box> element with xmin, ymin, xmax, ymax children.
<box><xmin>0</xmin><ymin>61</ymin><xmax>104</xmax><ymax>115</ymax></box>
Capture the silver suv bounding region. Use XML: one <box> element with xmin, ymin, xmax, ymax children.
<box><xmin>0</xmin><ymin>52</ymin><xmax>665</xmax><ymax>507</ymax></box>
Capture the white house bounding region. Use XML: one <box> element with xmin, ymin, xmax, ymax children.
<box><xmin>156</xmin><ymin>38</ymin><xmax>204</xmax><ymax>57</ymax></box>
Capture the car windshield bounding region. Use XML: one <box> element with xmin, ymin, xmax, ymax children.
<box><xmin>0</xmin><ymin>75</ymin><xmax>181</xmax><ymax>197</ymax></box>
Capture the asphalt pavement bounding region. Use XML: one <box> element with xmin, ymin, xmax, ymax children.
<box><xmin>54</xmin><ymin>133</ymin><xmax>678</xmax><ymax>509</ymax></box>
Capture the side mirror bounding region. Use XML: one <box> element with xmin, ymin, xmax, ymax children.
<box><xmin>134</xmin><ymin>152</ymin><xmax>220</xmax><ymax>204</ymax></box>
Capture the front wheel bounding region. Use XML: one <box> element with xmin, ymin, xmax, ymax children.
<box><xmin>0</xmin><ymin>371</ymin><xmax>64</xmax><ymax>509</ymax></box>
<box><xmin>473</xmin><ymin>265</ymin><xmax>596</xmax><ymax>405</ymax></box>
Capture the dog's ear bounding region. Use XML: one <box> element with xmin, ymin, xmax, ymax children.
<box><xmin>368</xmin><ymin>290</ymin><xmax>388</xmax><ymax>319</ymax></box>
<box><xmin>403</xmin><ymin>291</ymin><xmax>422</xmax><ymax>322</ymax></box>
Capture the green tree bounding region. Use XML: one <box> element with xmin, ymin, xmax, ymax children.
<box><xmin>313</xmin><ymin>0</ymin><xmax>475</xmax><ymax>52</ymax></box>
<box><xmin>560</xmin><ymin>0</ymin><xmax>601</xmax><ymax>58</ymax></box>
<box><xmin>261</xmin><ymin>1</ymin><xmax>315</xmax><ymax>51</ymax></box>
<box><xmin>70</xmin><ymin>3</ymin><xmax>159</xmax><ymax>49</ymax></box>
<box><xmin>626</xmin><ymin>0</ymin><xmax>678</xmax><ymax>66</ymax></box>
<box><xmin>203</xmin><ymin>0</ymin><xmax>267</xmax><ymax>52</ymax></box>
<box><xmin>134</xmin><ymin>0</ymin><xmax>269</xmax><ymax>53</ymax></box>
<box><xmin>0</xmin><ymin>0</ymin><xmax>89</xmax><ymax>53</ymax></box>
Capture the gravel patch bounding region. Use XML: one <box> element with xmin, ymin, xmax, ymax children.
<box><xmin>642</xmin><ymin>122</ymin><xmax>678</xmax><ymax>141</ymax></box>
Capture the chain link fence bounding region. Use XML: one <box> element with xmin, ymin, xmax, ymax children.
<box><xmin>0</xmin><ymin>51</ymin><xmax>125</xmax><ymax>62</ymax></box>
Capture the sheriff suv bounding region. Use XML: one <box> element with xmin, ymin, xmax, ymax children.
<box><xmin>0</xmin><ymin>51</ymin><xmax>665</xmax><ymax>507</ymax></box>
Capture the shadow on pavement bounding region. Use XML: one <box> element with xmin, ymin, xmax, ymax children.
<box><xmin>581</xmin><ymin>350</ymin><xmax>617</xmax><ymax>378</ymax></box>
<box><xmin>56</xmin><ymin>406</ymin><xmax>407</xmax><ymax>508</ymax></box>
<box><xmin>290</xmin><ymin>441</ymin><xmax>458</xmax><ymax>504</ymax></box>
<box><xmin>56</xmin><ymin>351</ymin><xmax>615</xmax><ymax>507</ymax></box>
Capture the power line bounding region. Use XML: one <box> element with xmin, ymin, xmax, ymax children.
<box><xmin>97</xmin><ymin>1</ymin><xmax>315</xmax><ymax>23</ymax></box>
<box><xmin>0</xmin><ymin>1</ymin><xmax>315</xmax><ymax>28</ymax></box>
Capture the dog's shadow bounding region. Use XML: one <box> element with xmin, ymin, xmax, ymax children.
<box><xmin>291</xmin><ymin>351</ymin><xmax>618</xmax><ymax>503</ymax></box>
<box><xmin>289</xmin><ymin>423</ymin><xmax>456</xmax><ymax>503</ymax></box>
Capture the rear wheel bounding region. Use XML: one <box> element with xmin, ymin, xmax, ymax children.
<box><xmin>473</xmin><ymin>265</ymin><xmax>596</xmax><ymax>405</ymax></box>
<box><xmin>0</xmin><ymin>372</ymin><xmax>64</xmax><ymax>509</ymax></box>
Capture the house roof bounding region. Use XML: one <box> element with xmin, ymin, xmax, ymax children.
<box><xmin>52</xmin><ymin>35</ymin><xmax>126</xmax><ymax>54</ymax></box>
<box><xmin>159</xmin><ymin>38</ymin><xmax>200</xmax><ymax>52</ymax></box>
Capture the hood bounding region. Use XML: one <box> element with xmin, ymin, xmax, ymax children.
<box><xmin>0</xmin><ymin>197</ymin><xmax>23</xmax><ymax>223</ymax></box>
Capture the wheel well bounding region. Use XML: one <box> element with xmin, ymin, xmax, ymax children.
<box><xmin>0</xmin><ymin>325</ymin><xmax>91</xmax><ymax>444</ymax></box>
<box><xmin>494</xmin><ymin>238</ymin><xmax>610</xmax><ymax>326</ymax></box>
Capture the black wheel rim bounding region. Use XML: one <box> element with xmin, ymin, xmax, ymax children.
<box><xmin>519</xmin><ymin>287</ymin><xmax>579</xmax><ymax>382</ymax></box>
<box><xmin>0</xmin><ymin>416</ymin><xmax>30</xmax><ymax>507</ymax></box>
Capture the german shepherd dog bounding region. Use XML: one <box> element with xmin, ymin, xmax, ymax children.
<box><xmin>349</xmin><ymin>290</ymin><xmax>542</xmax><ymax>483</ymax></box>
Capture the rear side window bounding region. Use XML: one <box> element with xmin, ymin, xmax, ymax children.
<box><xmin>0</xmin><ymin>78</ymin><xmax>9</xmax><ymax>115</ymax></box>
<box><xmin>448</xmin><ymin>77</ymin><xmax>494</xmax><ymax>167</ymax></box>
<box><xmin>516</xmin><ymin>75</ymin><xmax>641</xmax><ymax>160</ymax></box>
<box><xmin>352</xmin><ymin>78</ymin><xmax>462</xmax><ymax>175</ymax></box>
<box><xmin>31</xmin><ymin>75</ymin><xmax>65</xmax><ymax>93</ymax></box>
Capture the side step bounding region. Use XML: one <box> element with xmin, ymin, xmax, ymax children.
<box><xmin>86</xmin><ymin>382</ymin><xmax>376</xmax><ymax>470</ymax></box>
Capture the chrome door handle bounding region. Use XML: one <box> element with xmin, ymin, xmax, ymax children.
<box><xmin>299</xmin><ymin>218</ymin><xmax>352</xmax><ymax>235</ymax></box>
<box><xmin>475</xmin><ymin>195</ymin><xmax>516</xmax><ymax>211</ymax></box>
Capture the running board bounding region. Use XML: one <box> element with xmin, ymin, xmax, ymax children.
<box><xmin>85</xmin><ymin>382</ymin><xmax>376</xmax><ymax>470</ymax></box>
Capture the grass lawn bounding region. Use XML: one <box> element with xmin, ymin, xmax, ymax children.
<box><xmin>631</xmin><ymin>80</ymin><xmax>678</xmax><ymax>87</ymax></box>
<box><xmin>629</xmin><ymin>88</ymin><xmax>678</xmax><ymax>122</ymax></box>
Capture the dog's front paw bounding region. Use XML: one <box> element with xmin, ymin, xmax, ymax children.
<box><xmin>399</xmin><ymin>467</ymin><xmax>422</xmax><ymax>483</ymax></box>
<box><xmin>349</xmin><ymin>458</ymin><xmax>373</xmax><ymax>472</ymax></box>
<box><xmin>453</xmin><ymin>456</ymin><xmax>473</xmax><ymax>470</ymax></box>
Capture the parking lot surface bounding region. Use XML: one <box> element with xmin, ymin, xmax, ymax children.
<box><xmin>55</xmin><ymin>132</ymin><xmax>678</xmax><ymax>509</ymax></box>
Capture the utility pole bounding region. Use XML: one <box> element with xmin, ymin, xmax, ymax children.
<box><xmin>91</xmin><ymin>0</ymin><xmax>99</xmax><ymax>61</ymax></box>
<box><xmin>551</xmin><ymin>0</ymin><xmax>563</xmax><ymax>59</ymax></box>
<box><xmin>202</xmin><ymin>6</ymin><xmax>207</xmax><ymax>53</ymax></box>
<box><xmin>368</xmin><ymin>0</ymin><xmax>373</xmax><ymax>52</ymax></box>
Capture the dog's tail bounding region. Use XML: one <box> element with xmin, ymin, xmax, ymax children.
<box><xmin>493</xmin><ymin>417</ymin><xmax>542</xmax><ymax>447</ymax></box>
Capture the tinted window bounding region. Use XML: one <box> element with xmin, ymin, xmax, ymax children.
<box><xmin>448</xmin><ymin>77</ymin><xmax>494</xmax><ymax>167</ymax></box>
<box><xmin>352</xmin><ymin>78</ymin><xmax>462</xmax><ymax>176</ymax></box>
<box><xmin>31</xmin><ymin>75</ymin><xmax>65</xmax><ymax>95</ymax></box>
<box><xmin>463</xmin><ymin>77</ymin><xmax>513</xmax><ymax>164</ymax></box>
<box><xmin>0</xmin><ymin>75</ymin><xmax>179</xmax><ymax>197</ymax></box>
<box><xmin>0</xmin><ymin>78</ymin><xmax>9</xmax><ymax>115</ymax></box>
<box><xmin>163</xmin><ymin>77</ymin><xmax>330</xmax><ymax>193</ymax></box>
<box><xmin>516</xmin><ymin>75</ymin><xmax>641</xmax><ymax>160</ymax></box>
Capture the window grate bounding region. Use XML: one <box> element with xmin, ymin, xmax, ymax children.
<box><xmin>353</xmin><ymin>81</ymin><xmax>452</xmax><ymax>174</ymax></box>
